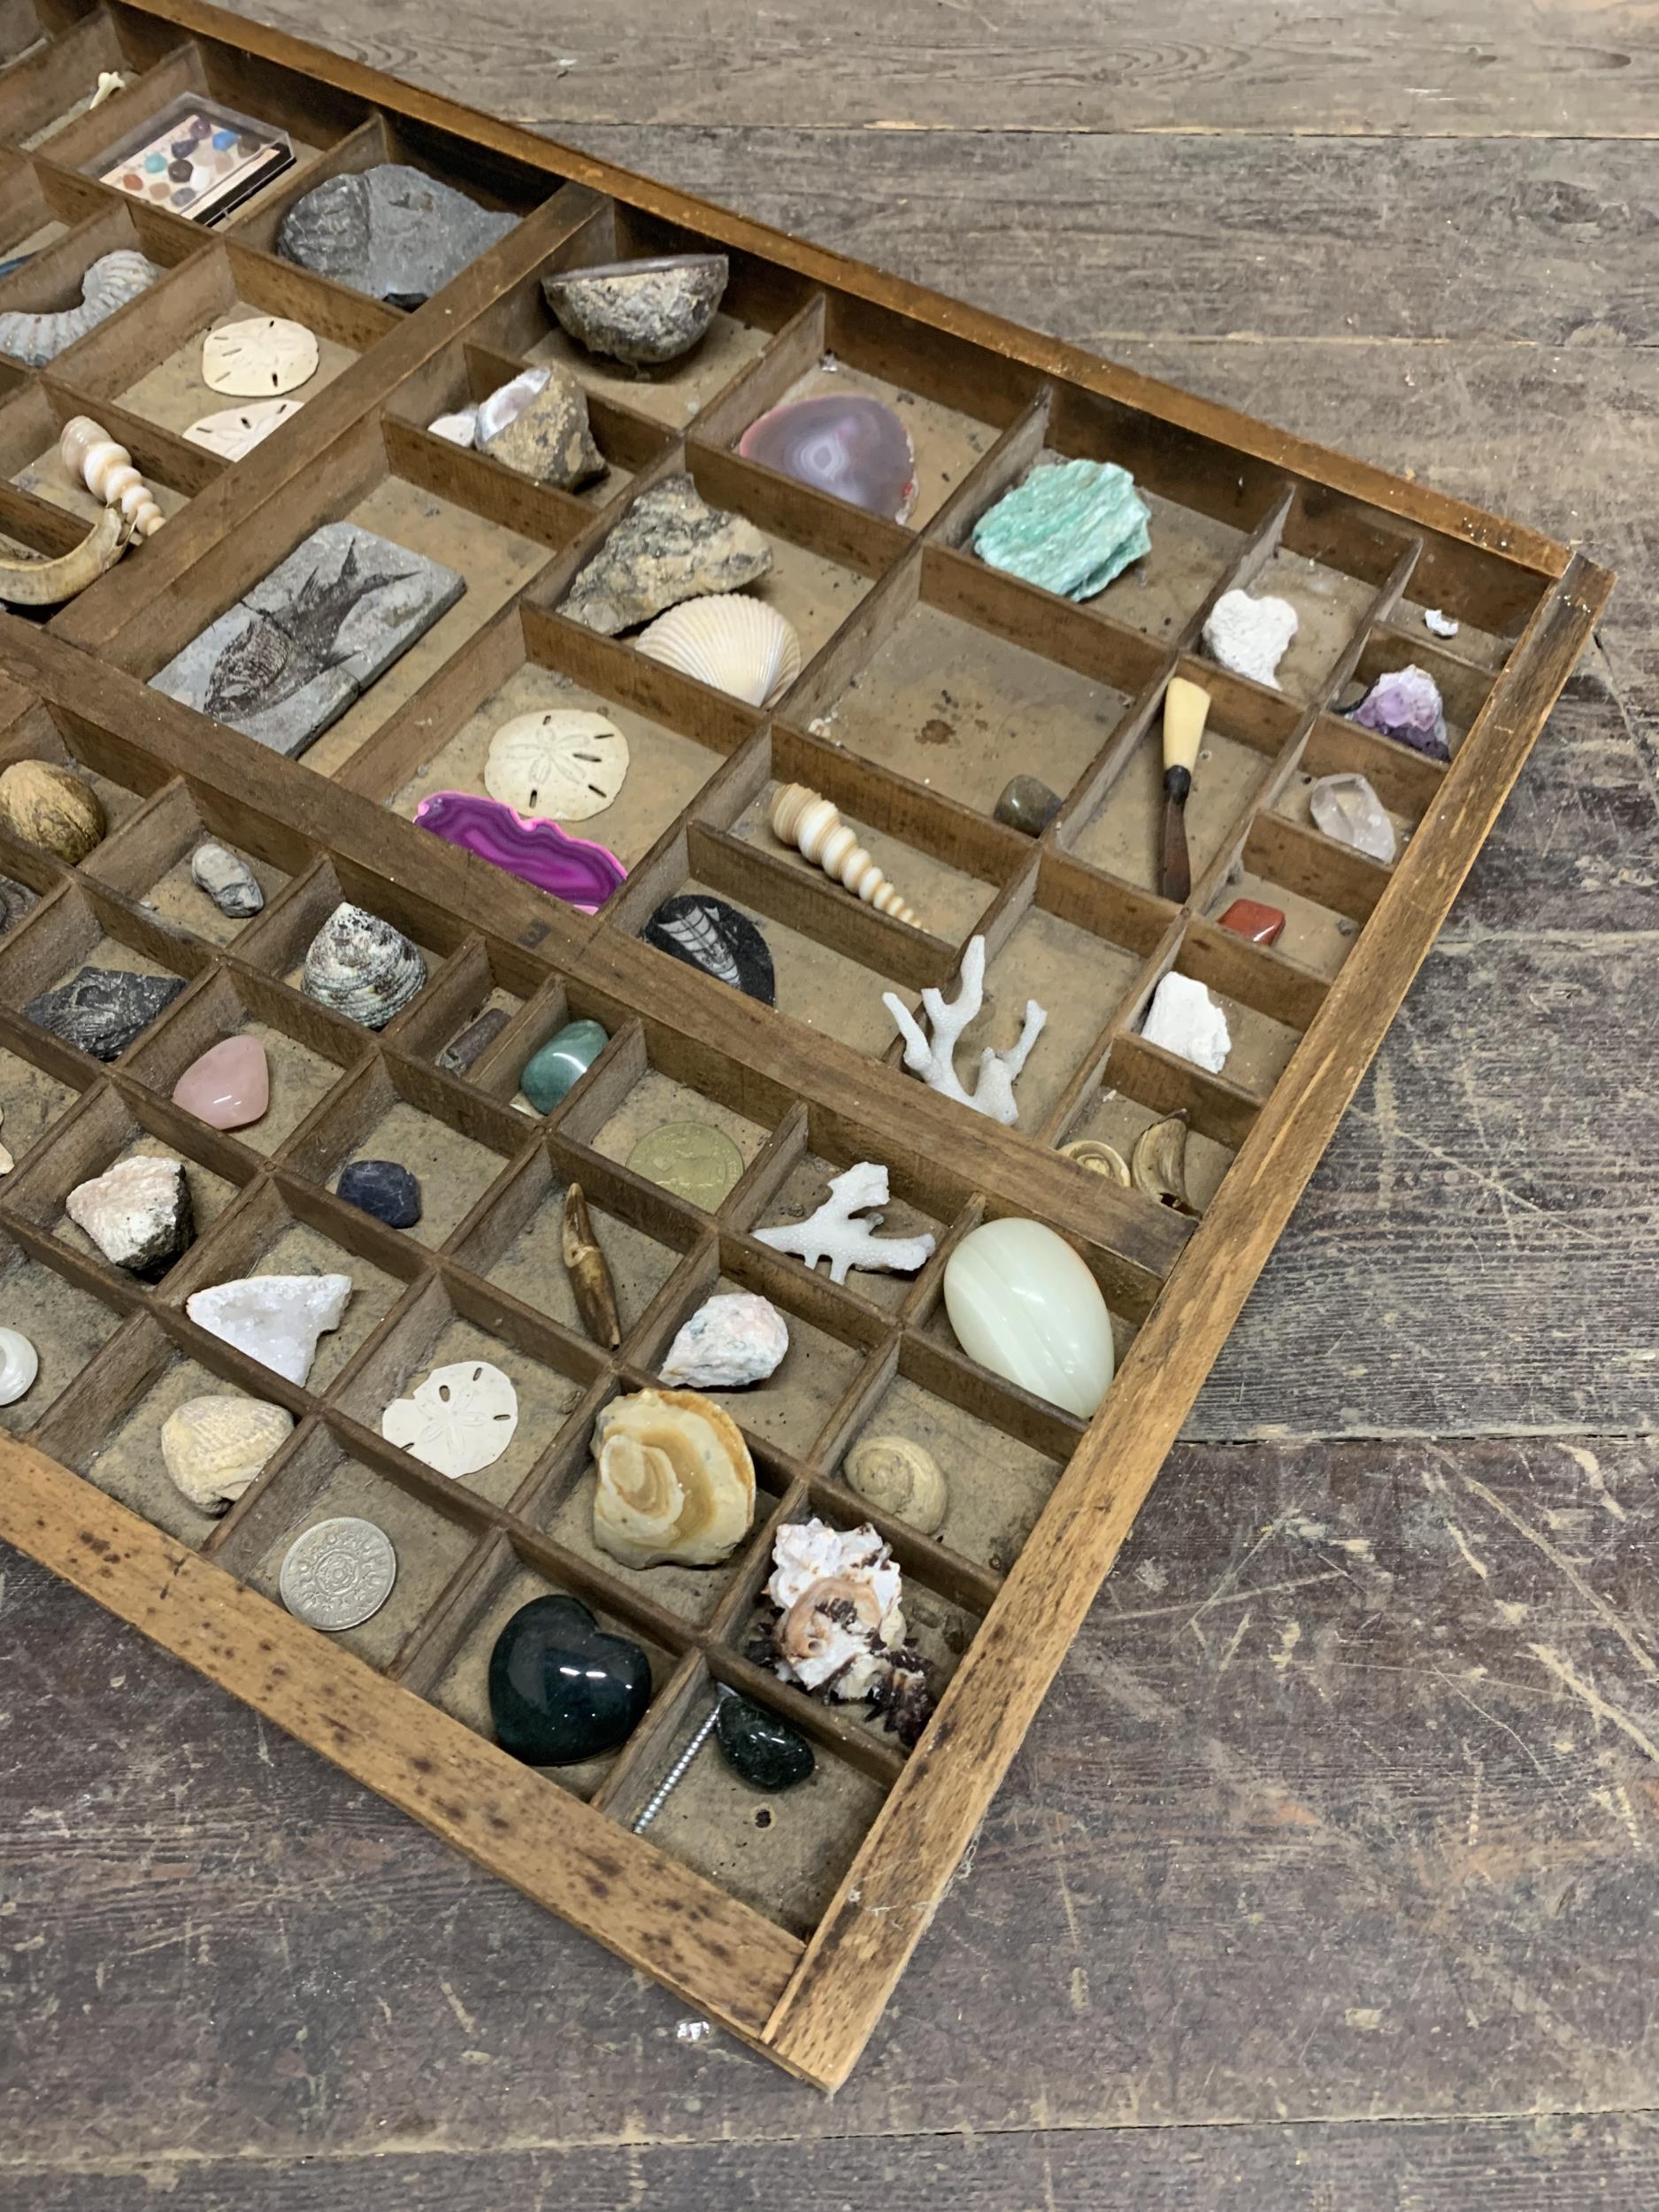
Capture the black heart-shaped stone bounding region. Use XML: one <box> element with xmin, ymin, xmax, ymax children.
<box><xmin>488</xmin><ymin>1594</ymin><xmax>651</xmax><ymax>1766</ymax></box>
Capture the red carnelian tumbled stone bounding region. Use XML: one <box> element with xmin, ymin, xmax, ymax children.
<box><xmin>1217</xmin><ymin>897</ymin><xmax>1286</xmax><ymax>947</ymax></box>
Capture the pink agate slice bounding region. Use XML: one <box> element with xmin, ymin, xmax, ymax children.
<box><xmin>738</xmin><ymin>393</ymin><xmax>917</xmax><ymax>521</ymax></box>
<box><xmin>413</xmin><ymin>791</ymin><xmax>626</xmax><ymax>911</ymax></box>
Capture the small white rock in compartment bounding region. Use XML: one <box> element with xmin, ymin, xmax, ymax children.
<box><xmin>1202</xmin><ymin>588</ymin><xmax>1298</xmax><ymax>688</ymax></box>
<box><xmin>755</xmin><ymin>1161</ymin><xmax>935</xmax><ymax>1284</ymax></box>
<box><xmin>160</xmin><ymin>1394</ymin><xmax>294</xmax><ymax>1514</ymax></box>
<box><xmin>1310</xmin><ymin>771</ymin><xmax>1397</xmax><ymax>864</ymax></box>
<box><xmin>185</xmin><ymin>1273</ymin><xmax>352</xmax><ymax>1387</ymax></box>
<box><xmin>658</xmin><ymin>1291</ymin><xmax>787</xmax><ymax>1389</ymax></box>
<box><xmin>190</xmin><ymin>840</ymin><xmax>264</xmax><ymax>918</ymax></box>
<box><xmin>381</xmin><ymin>1359</ymin><xmax>519</xmax><ymax>1479</ymax></box>
<box><xmin>1140</xmin><ymin>972</ymin><xmax>1232</xmax><ymax>1074</ymax></box>
<box><xmin>66</xmin><ymin>1154</ymin><xmax>194</xmax><ymax>1279</ymax></box>
<box><xmin>1424</xmin><ymin>607</ymin><xmax>1460</xmax><ymax>639</ymax></box>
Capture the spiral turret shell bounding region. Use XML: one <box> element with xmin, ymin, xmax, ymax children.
<box><xmin>59</xmin><ymin>415</ymin><xmax>165</xmax><ymax>538</ymax></box>
<box><xmin>769</xmin><ymin>781</ymin><xmax>919</xmax><ymax>926</ymax></box>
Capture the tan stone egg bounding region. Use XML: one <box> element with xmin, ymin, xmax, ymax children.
<box><xmin>202</xmin><ymin>315</ymin><xmax>319</xmax><ymax>398</ymax></box>
<box><xmin>484</xmin><ymin>708</ymin><xmax>630</xmax><ymax>821</ymax></box>
<box><xmin>843</xmin><ymin>1433</ymin><xmax>948</xmax><ymax>1537</ymax></box>
<box><xmin>0</xmin><ymin>759</ymin><xmax>105</xmax><ymax>862</ymax></box>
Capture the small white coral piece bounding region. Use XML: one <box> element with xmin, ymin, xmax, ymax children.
<box><xmin>882</xmin><ymin>935</ymin><xmax>1045</xmax><ymax>1126</ymax></box>
<box><xmin>381</xmin><ymin>1359</ymin><xmax>518</xmax><ymax>1479</ymax></box>
<box><xmin>659</xmin><ymin>1291</ymin><xmax>788</xmax><ymax>1388</ymax></box>
<box><xmin>185</xmin><ymin>1273</ymin><xmax>351</xmax><ymax>1386</ymax></box>
<box><xmin>1424</xmin><ymin>607</ymin><xmax>1460</xmax><ymax>639</ymax></box>
<box><xmin>1203</xmin><ymin>588</ymin><xmax>1298</xmax><ymax>687</ymax></box>
<box><xmin>754</xmin><ymin>1161</ymin><xmax>935</xmax><ymax>1284</ymax></box>
<box><xmin>1141</xmin><ymin>972</ymin><xmax>1232</xmax><ymax>1074</ymax></box>
<box><xmin>766</xmin><ymin>1518</ymin><xmax>906</xmax><ymax>1697</ymax></box>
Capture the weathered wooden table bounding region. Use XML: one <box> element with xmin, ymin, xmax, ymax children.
<box><xmin>3</xmin><ymin>4</ymin><xmax>1656</xmax><ymax>2204</ymax></box>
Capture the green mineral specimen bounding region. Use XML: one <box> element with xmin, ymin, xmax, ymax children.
<box><xmin>972</xmin><ymin>458</ymin><xmax>1151</xmax><ymax>600</ymax></box>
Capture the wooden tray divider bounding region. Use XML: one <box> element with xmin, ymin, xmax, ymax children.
<box><xmin>687</xmin><ymin>290</ymin><xmax>829</xmax><ymax>450</ymax></box>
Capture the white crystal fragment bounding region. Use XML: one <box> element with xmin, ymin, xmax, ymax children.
<box><xmin>1424</xmin><ymin>607</ymin><xmax>1460</xmax><ymax>639</ymax></box>
<box><xmin>1202</xmin><ymin>588</ymin><xmax>1298</xmax><ymax>687</ymax></box>
<box><xmin>754</xmin><ymin>1161</ymin><xmax>935</xmax><ymax>1284</ymax></box>
<box><xmin>185</xmin><ymin>1273</ymin><xmax>352</xmax><ymax>1386</ymax></box>
<box><xmin>659</xmin><ymin>1292</ymin><xmax>788</xmax><ymax>1389</ymax></box>
<box><xmin>1310</xmin><ymin>771</ymin><xmax>1397</xmax><ymax>864</ymax></box>
<box><xmin>427</xmin><ymin>407</ymin><xmax>479</xmax><ymax>446</ymax></box>
<box><xmin>882</xmin><ymin>934</ymin><xmax>1045</xmax><ymax>1126</ymax></box>
<box><xmin>1141</xmin><ymin>972</ymin><xmax>1232</xmax><ymax>1074</ymax></box>
<box><xmin>474</xmin><ymin>364</ymin><xmax>551</xmax><ymax>442</ymax></box>
<box><xmin>381</xmin><ymin>1359</ymin><xmax>518</xmax><ymax>1479</ymax></box>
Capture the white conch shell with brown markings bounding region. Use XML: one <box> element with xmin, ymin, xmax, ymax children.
<box><xmin>765</xmin><ymin>1517</ymin><xmax>906</xmax><ymax>1697</ymax></box>
<box><xmin>769</xmin><ymin>781</ymin><xmax>919</xmax><ymax>926</ymax></box>
<box><xmin>59</xmin><ymin>416</ymin><xmax>165</xmax><ymax>537</ymax></box>
<box><xmin>635</xmin><ymin>593</ymin><xmax>802</xmax><ymax>707</ymax></box>
<box><xmin>0</xmin><ymin>503</ymin><xmax>131</xmax><ymax>606</ymax></box>
<box><xmin>590</xmin><ymin>1386</ymin><xmax>755</xmax><ymax>1569</ymax></box>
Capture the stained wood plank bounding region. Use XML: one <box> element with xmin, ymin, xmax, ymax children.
<box><xmin>223</xmin><ymin>0</ymin><xmax>1659</xmax><ymax>138</ymax></box>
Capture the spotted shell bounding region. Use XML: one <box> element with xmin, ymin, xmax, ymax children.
<box><xmin>484</xmin><ymin>708</ymin><xmax>630</xmax><ymax>821</ymax></box>
<box><xmin>0</xmin><ymin>250</ymin><xmax>162</xmax><ymax>370</ymax></box>
<box><xmin>0</xmin><ymin>759</ymin><xmax>104</xmax><ymax>862</ymax></box>
<box><xmin>635</xmin><ymin>593</ymin><xmax>802</xmax><ymax>708</ymax></box>
<box><xmin>301</xmin><ymin>901</ymin><xmax>426</xmax><ymax>1028</ymax></box>
<box><xmin>843</xmin><ymin>1434</ymin><xmax>948</xmax><ymax>1537</ymax></box>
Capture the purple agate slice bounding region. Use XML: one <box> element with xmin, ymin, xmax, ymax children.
<box><xmin>738</xmin><ymin>393</ymin><xmax>917</xmax><ymax>521</ymax></box>
<box><xmin>414</xmin><ymin>792</ymin><xmax>626</xmax><ymax>910</ymax></box>
<box><xmin>1348</xmin><ymin>664</ymin><xmax>1449</xmax><ymax>761</ymax></box>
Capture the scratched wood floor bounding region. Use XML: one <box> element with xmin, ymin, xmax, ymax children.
<box><xmin>3</xmin><ymin>5</ymin><xmax>1658</xmax><ymax>2206</ymax></box>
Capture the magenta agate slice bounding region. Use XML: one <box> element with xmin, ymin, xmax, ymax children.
<box><xmin>737</xmin><ymin>393</ymin><xmax>916</xmax><ymax>520</ymax></box>
<box><xmin>413</xmin><ymin>792</ymin><xmax>626</xmax><ymax>910</ymax></box>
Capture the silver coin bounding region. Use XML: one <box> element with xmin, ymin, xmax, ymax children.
<box><xmin>279</xmin><ymin>1516</ymin><xmax>396</xmax><ymax>1631</ymax></box>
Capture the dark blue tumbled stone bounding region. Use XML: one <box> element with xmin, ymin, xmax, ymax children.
<box><xmin>714</xmin><ymin>1694</ymin><xmax>815</xmax><ymax>1791</ymax></box>
<box><xmin>488</xmin><ymin>1594</ymin><xmax>652</xmax><ymax>1766</ymax></box>
<box><xmin>336</xmin><ymin>1158</ymin><xmax>421</xmax><ymax>1229</ymax></box>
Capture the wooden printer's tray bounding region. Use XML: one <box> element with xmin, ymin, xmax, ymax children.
<box><xmin>0</xmin><ymin>0</ymin><xmax>1612</xmax><ymax>2089</ymax></box>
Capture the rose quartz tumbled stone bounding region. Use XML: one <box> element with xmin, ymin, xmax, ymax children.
<box><xmin>172</xmin><ymin>1034</ymin><xmax>268</xmax><ymax>1130</ymax></box>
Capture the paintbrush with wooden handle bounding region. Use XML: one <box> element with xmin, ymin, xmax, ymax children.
<box><xmin>1158</xmin><ymin>675</ymin><xmax>1211</xmax><ymax>903</ymax></box>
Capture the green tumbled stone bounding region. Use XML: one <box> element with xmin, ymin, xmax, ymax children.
<box><xmin>714</xmin><ymin>1693</ymin><xmax>815</xmax><ymax>1791</ymax></box>
<box><xmin>972</xmin><ymin>457</ymin><xmax>1151</xmax><ymax>600</ymax></box>
<box><xmin>519</xmin><ymin>1018</ymin><xmax>609</xmax><ymax>1113</ymax></box>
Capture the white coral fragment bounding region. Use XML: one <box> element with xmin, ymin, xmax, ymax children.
<box><xmin>1141</xmin><ymin>972</ymin><xmax>1232</xmax><ymax>1074</ymax></box>
<box><xmin>1202</xmin><ymin>588</ymin><xmax>1298</xmax><ymax>687</ymax></box>
<box><xmin>766</xmin><ymin>1518</ymin><xmax>906</xmax><ymax>1698</ymax></box>
<box><xmin>1424</xmin><ymin>606</ymin><xmax>1460</xmax><ymax>639</ymax></box>
<box><xmin>882</xmin><ymin>935</ymin><xmax>1045</xmax><ymax>1126</ymax></box>
<box><xmin>754</xmin><ymin>1162</ymin><xmax>935</xmax><ymax>1285</ymax></box>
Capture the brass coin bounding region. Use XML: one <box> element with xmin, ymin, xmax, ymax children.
<box><xmin>627</xmin><ymin>1120</ymin><xmax>744</xmax><ymax>1210</ymax></box>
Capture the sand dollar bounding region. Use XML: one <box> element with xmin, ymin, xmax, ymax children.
<box><xmin>202</xmin><ymin>316</ymin><xmax>319</xmax><ymax>398</ymax></box>
<box><xmin>485</xmin><ymin>709</ymin><xmax>630</xmax><ymax>822</ymax></box>
<box><xmin>381</xmin><ymin>1358</ymin><xmax>519</xmax><ymax>1479</ymax></box>
<box><xmin>183</xmin><ymin>396</ymin><xmax>305</xmax><ymax>460</ymax></box>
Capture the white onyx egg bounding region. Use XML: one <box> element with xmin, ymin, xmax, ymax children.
<box><xmin>942</xmin><ymin>1219</ymin><xmax>1113</xmax><ymax>1419</ymax></box>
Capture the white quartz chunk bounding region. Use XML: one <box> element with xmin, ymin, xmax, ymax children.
<box><xmin>1141</xmin><ymin>972</ymin><xmax>1232</xmax><ymax>1074</ymax></box>
<box><xmin>185</xmin><ymin>1273</ymin><xmax>352</xmax><ymax>1387</ymax></box>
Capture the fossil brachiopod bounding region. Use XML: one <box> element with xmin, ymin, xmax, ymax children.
<box><xmin>844</xmin><ymin>1434</ymin><xmax>948</xmax><ymax>1537</ymax></box>
<box><xmin>0</xmin><ymin>760</ymin><xmax>104</xmax><ymax>861</ymax></box>
<box><xmin>160</xmin><ymin>1394</ymin><xmax>294</xmax><ymax>1514</ymax></box>
<box><xmin>591</xmin><ymin>1386</ymin><xmax>756</xmax><ymax>1569</ymax></box>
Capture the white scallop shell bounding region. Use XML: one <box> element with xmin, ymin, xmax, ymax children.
<box><xmin>183</xmin><ymin>396</ymin><xmax>305</xmax><ymax>461</ymax></box>
<box><xmin>484</xmin><ymin>709</ymin><xmax>630</xmax><ymax>821</ymax></box>
<box><xmin>381</xmin><ymin>1359</ymin><xmax>518</xmax><ymax>1479</ymax></box>
<box><xmin>0</xmin><ymin>250</ymin><xmax>162</xmax><ymax>369</ymax></box>
<box><xmin>0</xmin><ymin>1325</ymin><xmax>37</xmax><ymax>1405</ymax></box>
<box><xmin>202</xmin><ymin>316</ymin><xmax>319</xmax><ymax>398</ymax></box>
<box><xmin>634</xmin><ymin>594</ymin><xmax>803</xmax><ymax>708</ymax></box>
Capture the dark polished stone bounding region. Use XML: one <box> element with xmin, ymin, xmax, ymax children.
<box><xmin>336</xmin><ymin>1158</ymin><xmax>421</xmax><ymax>1230</ymax></box>
<box><xmin>714</xmin><ymin>1693</ymin><xmax>815</xmax><ymax>1791</ymax></box>
<box><xmin>24</xmin><ymin>966</ymin><xmax>183</xmax><ymax>1061</ymax></box>
<box><xmin>994</xmin><ymin>773</ymin><xmax>1063</xmax><ymax>837</ymax></box>
<box><xmin>643</xmin><ymin>894</ymin><xmax>774</xmax><ymax>1005</ymax></box>
<box><xmin>488</xmin><ymin>1594</ymin><xmax>652</xmax><ymax>1767</ymax></box>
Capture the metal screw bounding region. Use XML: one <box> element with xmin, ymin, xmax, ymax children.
<box><xmin>632</xmin><ymin>1686</ymin><xmax>731</xmax><ymax>1834</ymax></box>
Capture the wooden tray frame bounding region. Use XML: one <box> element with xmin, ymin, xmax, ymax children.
<box><xmin>0</xmin><ymin>0</ymin><xmax>1613</xmax><ymax>2090</ymax></box>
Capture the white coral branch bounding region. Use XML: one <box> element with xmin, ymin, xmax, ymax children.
<box><xmin>753</xmin><ymin>1161</ymin><xmax>935</xmax><ymax>1285</ymax></box>
<box><xmin>881</xmin><ymin>935</ymin><xmax>1046</xmax><ymax>1127</ymax></box>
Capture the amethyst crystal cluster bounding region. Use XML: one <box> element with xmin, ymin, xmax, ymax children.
<box><xmin>1348</xmin><ymin>663</ymin><xmax>1449</xmax><ymax>761</ymax></box>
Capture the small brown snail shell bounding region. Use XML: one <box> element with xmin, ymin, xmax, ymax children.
<box><xmin>0</xmin><ymin>759</ymin><xmax>104</xmax><ymax>862</ymax></box>
<box><xmin>843</xmin><ymin>1433</ymin><xmax>948</xmax><ymax>1537</ymax></box>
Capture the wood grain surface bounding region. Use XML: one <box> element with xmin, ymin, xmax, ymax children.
<box><xmin>3</xmin><ymin>3</ymin><xmax>1655</xmax><ymax>2206</ymax></box>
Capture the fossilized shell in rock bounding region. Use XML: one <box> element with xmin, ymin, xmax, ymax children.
<box><xmin>659</xmin><ymin>1290</ymin><xmax>788</xmax><ymax>1389</ymax></box>
<box><xmin>183</xmin><ymin>396</ymin><xmax>304</xmax><ymax>462</ymax></box>
<box><xmin>301</xmin><ymin>902</ymin><xmax>426</xmax><ymax>1028</ymax></box>
<box><xmin>0</xmin><ymin>760</ymin><xmax>104</xmax><ymax>861</ymax></box>
<box><xmin>0</xmin><ymin>250</ymin><xmax>161</xmax><ymax>369</ymax></box>
<box><xmin>190</xmin><ymin>840</ymin><xmax>264</xmax><ymax>918</ymax></box>
<box><xmin>59</xmin><ymin>416</ymin><xmax>164</xmax><ymax>536</ymax></box>
<box><xmin>202</xmin><ymin>315</ymin><xmax>319</xmax><ymax>398</ymax></box>
<box><xmin>591</xmin><ymin>1386</ymin><xmax>755</xmax><ymax>1569</ymax></box>
<box><xmin>0</xmin><ymin>504</ymin><xmax>131</xmax><ymax>606</ymax></box>
<box><xmin>635</xmin><ymin>594</ymin><xmax>802</xmax><ymax>708</ymax></box>
<box><xmin>541</xmin><ymin>253</ymin><xmax>727</xmax><ymax>366</ymax></box>
<box><xmin>844</xmin><ymin>1434</ymin><xmax>948</xmax><ymax>1537</ymax></box>
<box><xmin>1060</xmin><ymin>1137</ymin><xmax>1130</xmax><ymax>1186</ymax></box>
<box><xmin>769</xmin><ymin>782</ymin><xmax>918</xmax><ymax>925</ymax></box>
<box><xmin>765</xmin><ymin>1518</ymin><xmax>905</xmax><ymax>1698</ymax></box>
<box><xmin>185</xmin><ymin>1273</ymin><xmax>351</xmax><ymax>1387</ymax></box>
<box><xmin>562</xmin><ymin>1183</ymin><xmax>621</xmax><ymax>1348</ymax></box>
<box><xmin>160</xmin><ymin>1394</ymin><xmax>294</xmax><ymax>1514</ymax></box>
<box><xmin>382</xmin><ymin>1359</ymin><xmax>519</xmax><ymax>1479</ymax></box>
<box><xmin>0</xmin><ymin>1325</ymin><xmax>37</xmax><ymax>1405</ymax></box>
<box><xmin>1131</xmin><ymin>1112</ymin><xmax>1195</xmax><ymax>1215</ymax></box>
<box><xmin>484</xmin><ymin>708</ymin><xmax>630</xmax><ymax>821</ymax></box>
